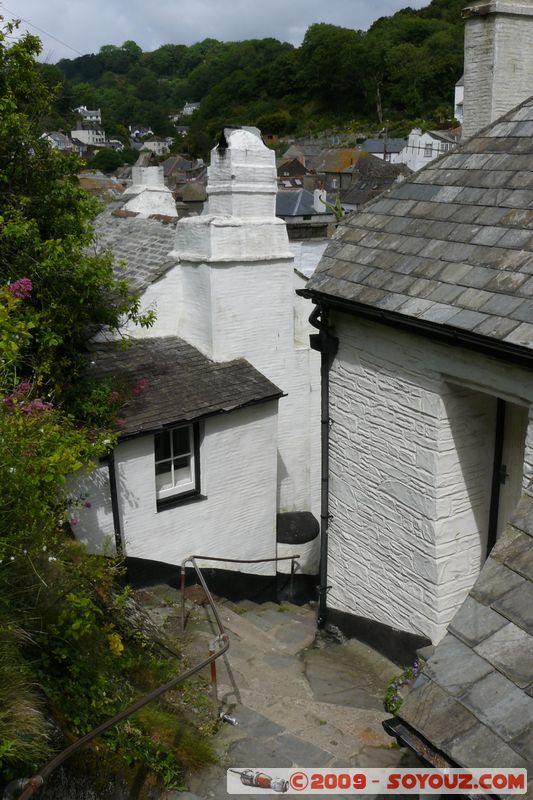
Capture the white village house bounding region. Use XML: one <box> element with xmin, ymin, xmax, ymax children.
<box><xmin>302</xmin><ymin>0</ymin><xmax>533</xmax><ymax>655</ymax></box>
<box><xmin>73</xmin><ymin>129</ymin><xmax>321</xmax><ymax>595</ymax></box>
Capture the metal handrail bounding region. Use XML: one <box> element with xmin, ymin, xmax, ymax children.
<box><xmin>15</xmin><ymin>553</ymin><xmax>300</xmax><ymax>800</ymax></box>
<box><xmin>15</xmin><ymin>558</ymin><xmax>230</xmax><ymax>800</ymax></box>
<box><xmin>180</xmin><ymin>554</ymin><xmax>301</xmax><ymax>632</ymax></box>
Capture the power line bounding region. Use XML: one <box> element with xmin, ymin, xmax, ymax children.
<box><xmin>1</xmin><ymin>4</ymin><xmax>84</xmax><ymax>56</ymax></box>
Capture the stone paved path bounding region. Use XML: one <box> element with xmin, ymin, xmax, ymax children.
<box><xmin>136</xmin><ymin>587</ymin><xmax>418</xmax><ymax>800</ymax></box>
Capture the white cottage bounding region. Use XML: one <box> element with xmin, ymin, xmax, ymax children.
<box><xmin>74</xmin><ymin>128</ymin><xmax>321</xmax><ymax>596</ymax></box>
<box><xmin>301</xmin><ymin>0</ymin><xmax>533</xmax><ymax>659</ymax></box>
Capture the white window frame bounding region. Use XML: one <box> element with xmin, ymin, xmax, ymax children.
<box><xmin>154</xmin><ymin>423</ymin><xmax>198</xmax><ymax>503</ymax></box>
<box><xmin>424</xmin><ymin>143</ymin><xmax>434</xmax><ymax>158</ymax></box>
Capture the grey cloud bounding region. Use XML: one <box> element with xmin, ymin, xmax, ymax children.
<box><xmin>7</xmin><ymin>0</ymin><xmax>428</xmax><ymax>61</ymax></box>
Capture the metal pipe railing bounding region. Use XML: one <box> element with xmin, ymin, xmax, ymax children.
<box><xmin>180</xmin><ymin>554</ymin><xmax>300</xmax><ymax>632</ymax></box>
<box><xmin>15</xmin><ymin>552</ymin><xmax>301</xmax><ymax>800</ymax></box>
<box><xmin>15</xmin><ymin>558</ymin><xmax>230</xmax><ymax>800</ymax></box>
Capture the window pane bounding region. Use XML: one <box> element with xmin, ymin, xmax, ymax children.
<box><xmin>155</xmin><ymin>466</ymin><xmax>173</xmax><ymax>492</ymax></box>
<box><xmin>173</xmin><ymin>427</ymin><xmax>190</xmax><ymax>455</ymax></box>
<box><xmin>173</xmin><ymin>457</ymin><xmax>191</xmax><ymax>485</ymax></box>
<box><xmin>155</xmin><ymin>431</ymin><xmax>171</xmax><ymax>462</ymax></box>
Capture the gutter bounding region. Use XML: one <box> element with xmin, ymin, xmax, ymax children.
<box><xmin>297</xmin><ymin>288</ymin><xmax>533</xmax><ymax>371</ymax></box>
<box><xmin>308</xmin><ymin>304</ymin><xmax>338</xmax><ymax>626</ymax></box>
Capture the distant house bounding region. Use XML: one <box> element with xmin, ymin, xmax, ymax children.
<box><xmin>309</xmin><ymin>148</ymin><xmax>363</xmax><ymax>192</ymax></box>
<box><xmin>277</xmin><ymin>158</ymin><xmax>308</xmax><ymax>178</ymax></box>
<box><xmin>141</xmin><ymin>137</ymin><xmax>172</xmax><ymax>156</ymax></box>
<box><xmin>358</xmin><ymin>137</ymin><xmax>407</xmax><ymax>163</ymax></box>
<box><xmin>281</xmin><ymin>142</ymin><xmax>325</xmax><ymax>169</ymax></box>
<box><xmin>455</xmin><ymin>75</ymin><xmax>464</xmax><ymax>123</ymax></box>
<box><xmin>340</xmin><ymin>153</ymin><xmax>411</xmax><ymax>212</ymax></box>
<box><xmin>71</xmin><ymin>123</ymin><xmax>106</xmax><ymax>148</ymax></box>
<box><xmin>41</xmin><ymin>131</ymin><xmax>73</xmax><ymax>152</ymax></box>
<box><xmin>74</xmin><ymin>106</ymin><xmax>102</xmax><ymax>125</ymax></box>
<box><xmin>276</xmin><ymin>189</ymin><xmax>335</xmax><ymax>239</ymax></box>
<box><xmin>180</xmin><ymin>101</ymin><xmax>200</xmax><ymax>117</ymax></box>
<box><xmin>401</xmin><ymin>128</ymin><xmax>459</xmax><ymax>172</ymax></box>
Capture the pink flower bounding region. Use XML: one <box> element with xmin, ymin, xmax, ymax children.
<box><xmin>70</xmin><ymin>517</ymin><xmax>78</xmax><ymax>526</ymax></box>
<box><xmin>133</xmin><ymin>378</ymin><xmax>147</xmax><ymax>396</ymax></box>
<box><xmin>15</xmin><ymin>382</ymin><xmax>32</xmax><ymax>394</ymax></box>
<box><xmin>109</xmin><ymin>391</ymin><xmax>120</xmax><ymax>404</ymax></box>
<box><xmin>115</xmin><ymin>417</ymin><xmax>126</xmax><ymax>428</ymax></box>
<box><xmin>21</xmin><ymin>398</ymin><xmax>52</xmax><ymax>415</ymax></box>
<box><xmin>7</xmin><ymin>278</ymin><xmax>33</xmax><ymax>299</ymax></box>
<box><xmin>84</xmin><ymin>500</ymin><xmax>92</xmax><ymax>509</ymax></box>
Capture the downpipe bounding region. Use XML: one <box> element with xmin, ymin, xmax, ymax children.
<box><xmin>309</xmin><ymin>303</ymin><xmax>338</xmax><ymax>627</ymax></box>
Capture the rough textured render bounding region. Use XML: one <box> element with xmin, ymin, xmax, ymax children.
<box><xmin>87</xmin><ymin>336</ymin><xmax>283</xmax><ymax>437</ymax></box>
<box><xmin>169</xmin><ymin>127</ymin><xmax>321</xmax><ymax>522</ymax></box>
<box><xmin>307</xmin><ymin>94</ymin><xmax>533</xmax><ymax>352</ymax></box>
<box><xmin>171</xmin><ymin>127</ymin><xmax>293</xmax><ymax>263</ymax></box>
<box><xmin>463</xmin><ymin>1</ymin><xmax>533</xmax><ymax>138</ymax></box>
<box><xmin>324</xmin><ymin>313</ymin><xmax>533</xmax><ymax>643</ymax></box>
<box><xmin>398</xmin><ymin>493</ymin><xmax>533</xmax><ymax>775</ymax></box>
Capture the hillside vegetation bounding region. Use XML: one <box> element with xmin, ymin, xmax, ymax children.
<box><xmin>47</xmin><ymin>0</ymin><xmax>465</xmax><ymax>152</ymax></box>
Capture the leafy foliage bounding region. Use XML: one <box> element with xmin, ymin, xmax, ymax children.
<box><xmin>50</xmin><ymin>0</ymin><xmax>466</xmax><ymax>155</ymax></box>
<box><xmin>0</xmin><ymin>21</ymin><xmax>214</xmax><ymax>792</ymax></box>
<box><xmin>0</xmin><ymin>21</ymin><xmax>153</xmax><ymax>401</ymax></box>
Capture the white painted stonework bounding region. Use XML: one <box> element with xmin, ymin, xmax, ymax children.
<box><xmin>76</xmin><ymin>404</ymin><xmax>279</xmax><ymax>574</ymax></box>
<box><xmin>327</xmin><ymin>313</ymin><xmax>533</xmax><ymax>644</ymax></box>
<box><xmin>79</xmin><ymin>127</ymin><xmax>321</xmax><ymax>577</ymax></box>
<box><xmin>463</xmin><ymin>0</ymin><xmax>533</xmax><ymax>138</ymax></box>
<box><xmin>124</xmin><ymin>167</ymin><xmax>178</xmax><ymax>218</ymax></box>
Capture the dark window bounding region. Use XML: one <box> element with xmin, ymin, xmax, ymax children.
<box><xmin>154</xmin><ymin>423</ymin><xmax>200</xmax><ymax>508</ymax></box>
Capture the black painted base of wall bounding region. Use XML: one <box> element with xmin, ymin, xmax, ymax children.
<box><xmin>125</xmin><ymin>558</ymin><xmax>317</xmax><ymax>606</ymax></box>
<box><xmin>325</xmin><ymin>606</ymin><xmax>432</xmax><ymax>667</ymax></box>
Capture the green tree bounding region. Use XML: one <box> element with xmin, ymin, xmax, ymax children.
<box><xmin>0</xmin><ymin>20</ymin><xmax>153</xmax><ymax>399</ymax></box>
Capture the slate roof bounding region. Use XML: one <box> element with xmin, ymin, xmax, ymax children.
<box><xmin>88</xmin><ymin>337</ymin><xmax>283</xmax><ymax>437</ymax></box>
<box><xmin>276</xmin><ymin>189</ymin><xmax>321</xmax><ymax>217</ymax></box>
<box><xmin>94</xmin><ymin>208</ymin><xmax>177</xmax><ymax>294</ymax></box>
<box><xmin>306</xmin><ymin>95</ymin><xmax>533</xmax><ymax>355</ymax></box>
<box><xmin>359</xmin><ymin>138</ymin><xmax>407</xmax><ymax>154</ymax></box>
<box><xmin>309</xmin><ymin>148</ymin><xmax>362</xmax><ymax>175</ymax></box>
<box><xmin>341</xmin><ymin>153</ymin><xmax>410</xmax><ymax>207</ymax></box>
<box><xmin>396</xmin><ymin>494</ymin><xmax>533</xmax><ymax>779</ymax></box>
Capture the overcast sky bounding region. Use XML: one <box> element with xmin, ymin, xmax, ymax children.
<box><xmin>3</xmin><ymin>0</ymin><xmax>429</xmax><ymax>63</ymax></box>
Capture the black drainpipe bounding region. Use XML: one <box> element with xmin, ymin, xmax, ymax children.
<box><xmin>108</xmin><ymin>450</ymin><xmax>123</xmax><ymax>555</ymax></box>
<box><xmin>309</xmin><ymin>303</ymin><xmax>338</xmax><ymax>626</ymax></box>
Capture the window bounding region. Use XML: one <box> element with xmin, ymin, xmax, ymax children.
<box><xmin>154</xmin><ymin>423</ymin><xmax>200</xmax><ymax>507</ymax></box>
<box><xmin>424</xmin><ymin>143</ymin><xmax>434</xmax><ymax>158</ymax></box>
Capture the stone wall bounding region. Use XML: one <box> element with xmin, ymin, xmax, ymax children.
<box><xmin>327</xmin><ymin>312</ymin><xmax>533</xmax><ymax>643</ymax></box>
<box><xmin>75</xmin><ymin>402</ymin><xmax>279</xmax><ymax>573</ymax></box>
<box><xmin>463</xmin><ymin>1</ymin><xmax>533</xmax><ymax>138</ymax></box>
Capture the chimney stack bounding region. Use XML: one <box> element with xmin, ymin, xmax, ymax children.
<box><xmin>462</xmin><ymin>1</ymin><xmax>533</xmax><ymax>139</ymax></box>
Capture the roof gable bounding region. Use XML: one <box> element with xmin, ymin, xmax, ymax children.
<box><xmin>306</xmin><ymin>95</ymin><xmax>533</xmax><ymax>354</ymax></box>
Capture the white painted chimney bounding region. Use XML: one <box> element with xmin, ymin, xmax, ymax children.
<box><xmin>462</xmin><ymin>0</ymin><xmax>533</xmax><ymax>138</ymax></box>
<box><xmin>123</xmin><ymin>166</ymin><xmax>178</xmax><ymax>218</ymax></box>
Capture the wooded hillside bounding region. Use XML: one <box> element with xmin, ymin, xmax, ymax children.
<box><xmin>48</xmin><ymin>0</ymin><xmax>465</xmax><ymax>148</ymax></box>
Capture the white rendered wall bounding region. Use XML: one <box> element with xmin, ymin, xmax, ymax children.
<box><xmin>463</xmin><ymin>1</ymin><xmax>533</xmax><ymax>139</ymax></box>
<box><xmin>69</xmin><ymin>463</ymin><xmax>116</xmax><ymax>555</ymax></box>
<box><xmin>75</xmin><ymin>402</ymin><xmax>279</xmax><ymax>572</ymax></box>
<box><xmin>169</xmin><ymin>128</ymin><xmax>321</xmax><ymax>521</ymax></box>
<box><xmin>327</xmin><ymin>313</ymin><xmax>533</xmax><ymax>644</ymax></box>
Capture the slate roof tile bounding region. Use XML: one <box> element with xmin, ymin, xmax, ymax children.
<box><xmin>397</xmin><ymin>502</ymin><xmax>533</xmax><ymax>774</ymax></box>
<box><xmin>87</xmin><ymin>337</ymin><xmax>282</xmax><ymax>437</ymax></box>
<box><xmin>475</xmin><ymin>623</ymin><xmax>533</xmax><ymax>688</ymax></box>
<box><xmin>306</xmin><ymin>95</ymin><xmax>533</xmax><ymax>352</ymax></box>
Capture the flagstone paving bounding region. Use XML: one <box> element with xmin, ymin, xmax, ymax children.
<box><xmin>136</xmin><ymin>586</ymin><xmax>419</xmax><ymax>800</ymax></box>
